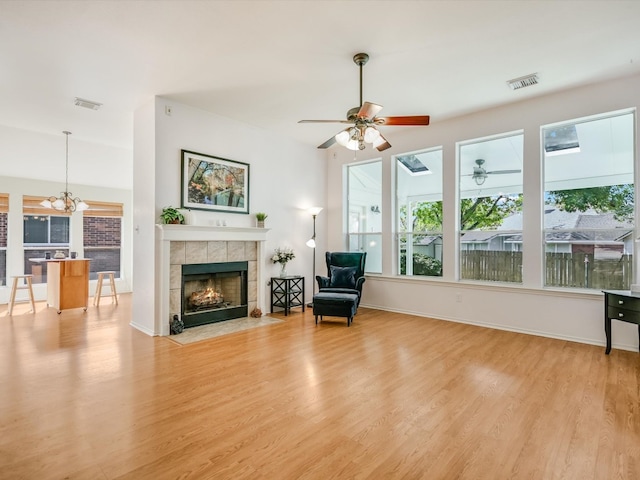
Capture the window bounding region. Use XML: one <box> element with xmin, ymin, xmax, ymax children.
<box><xmin>347</xmin><ymin>161</ymin><xmax>381</xmax><ymax>273</ymax></box>
<box><xmin>83</xmin><ymin>201</ymin><xmax>123</xmax><ymax>280</ymax></box>
<box><xmin>458</xmin><ymin>132</ymin><xmax>524</xmax><ymax>283</ymax></box>
<box><xmin>396</xmin><ymin>148</ymin><xmax>443</xmax><ymax>277</ymax></box>
<box><xmin>543</xmin><ymin>110</ymin><xmax>634</xmax><ymax>290</ymax></box>
<box><xmin>0</xmin><ymin>193</ymin><xmax>7</xmax><ymax>286</ymax></box>
<box><xmin>23</xmin><ymin>215</ymin><xmax>69</xmax><ymax>244</ymax></box>
<box><xmin>23</xmin><ymin>195</ymin><xmax>71</xmax><ymax>284</ymax></box>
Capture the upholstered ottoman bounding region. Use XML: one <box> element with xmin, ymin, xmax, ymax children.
<box><xmin>312</xmin><ymin>291</ymin><xmax>359</xmax><ymax>326</ymax></box>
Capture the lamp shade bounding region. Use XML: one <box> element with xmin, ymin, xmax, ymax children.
<box><xmin>335</xmin><ymin>130</ymin><xmax>350</xmax><ymax>146</ymax></box>
<box><xmin>308</xmin><ymin>206</ymin><xmax>323</xmax><ymax>216</ymax></box>
<box><xmin>364</xmin><ymin>126</ymin><xmax>380</xmax><ymax>144</ymax></box>
<box><xmin>306</xmin><ymin>238</ymin><xmax>316</xmax><ymax>248</ymax></box>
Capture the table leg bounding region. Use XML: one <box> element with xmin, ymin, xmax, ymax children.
<box><xmin>32</xmin><ymin>264</ymin><xmax>43</xmax><ymax>284</ymax></box>
<box><xmin>605</xmin><ymin>317</ymin><xmax>612</xmax><ymax>354</ymax></box>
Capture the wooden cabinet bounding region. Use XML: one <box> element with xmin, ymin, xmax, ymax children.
<box><xmin>602</xmin><ymin>290</ymin><xmax>640</xmax><ymax>354</ymax></box>
<box><xmin>47</xmin><ymin>259</ymin><xmax>91</xmax><ymax>313</ymax></box>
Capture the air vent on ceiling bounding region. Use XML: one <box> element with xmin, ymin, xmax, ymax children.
<box><xmin>507</xmin><ymin>73</ymin><xmax>539</xmax><ymax>90</ymax></box>
<box><xmin>74</xmin><ymin>97</ymin><xmax>102</xmax><ymax>110</ymax></box>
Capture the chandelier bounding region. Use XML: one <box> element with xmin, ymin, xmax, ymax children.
<box><xmin>40</xmin><ymin>131</ymin><xmax>89</xmax><ymax>213</ymax></box>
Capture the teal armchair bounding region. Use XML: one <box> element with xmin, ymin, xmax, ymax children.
<box><xmin>316</xmin><ymin>252</ymin><xmax>367</xmax><ymax>305</ymax></box>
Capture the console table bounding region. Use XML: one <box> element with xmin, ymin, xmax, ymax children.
<box><xmin>271</xmin><ymin>276</ymin><xmax>305</xmax><ymax>316</ymax></box>
<box><xmin>602</xmin><ymin>290</ymin><xmax>640</xmax><ymax>354</ymax></box>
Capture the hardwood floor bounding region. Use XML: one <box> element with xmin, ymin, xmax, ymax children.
<box><xmin>1</xmin><ymin>294</ymin><xmax>639</xmax><ymax>479</ymax></box>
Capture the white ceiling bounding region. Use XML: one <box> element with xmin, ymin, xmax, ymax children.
<box><xmin>2</xmin><ymin>1</ymin><xmax>640</xmax><ymax>150</ymax></box>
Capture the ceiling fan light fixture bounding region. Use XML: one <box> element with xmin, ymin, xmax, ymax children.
<box><xmin>345</xmin><ymin>138</ymin><xmax>361</xmax><ymax>151</ymax></box>
<box><xmin>335</xmin><ymin>130</ymin><xmax>350</xmax><ymax>146</ymax></box>
<box><xmin>474</xmin><ymin>174</ymin><xmax>487</xmax><ymax>186</ymax></box>
<box><xmin>364</xmin><ymin>126</ymin><xmax>380</xmax><ymax>144</ymax></box>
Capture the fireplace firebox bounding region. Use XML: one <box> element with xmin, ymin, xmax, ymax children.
<box><xmin>181</xmin><ymin>261</ymin><xmax>248</xmax><ymax>328</ymax></box>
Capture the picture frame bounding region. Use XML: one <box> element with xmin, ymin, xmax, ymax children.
<box><xmin>181</xmin><ymin>150</ymin><xmax>250</xmax><ymax>214</ymax></box>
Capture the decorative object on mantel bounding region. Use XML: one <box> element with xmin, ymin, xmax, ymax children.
<box><xmin>160</xmin><ymin>206</ymin><xmax>185</xmax><ymax>224</ymax></box>
<box><xmin>54</xmin><ymin>250</ymin><xmax>66</xmax><ymax>259</ymax></box>
<box><xmin>181</xmin><ymin>149</ymin><xmax>250</xmax><ymax>214</ymax></box>
<box><xmin>250</xmin><ymin>307</ymin><xmax>262</xmax><ymax>318</ymax></box>
<box><xmin>40</xmin><ymin>131</ymin><xmax>90</xmax><ymax>213</ymax></box>
<box><xmin>255</xmin><ymin>212</ymin><xmax>268</xmax><ymax>228</ymax></box>
<box><xmin>272</xmin><ymin>247</ymin><xmax>295</xmax><ymax>278</ymax></box>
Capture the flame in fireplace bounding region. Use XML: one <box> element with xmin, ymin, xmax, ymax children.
<box><xmin>189</xmin><ymin>287</ymin><xmax>224</xmax><ymax>307</ymax></box>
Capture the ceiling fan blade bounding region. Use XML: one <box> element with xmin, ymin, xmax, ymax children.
<box><xmin>485</xmin><ymin>169</ymin><xmax>522</xmax><ymax>175</ymax></box>
<box><xmin>374</xmin><ymin>115</ymin><xmax>430</xmax><ymax>126</ymax></box>
<box><xmin>375</xmin><ymin>133</ymin><xmax>392</xmax><ymax>152</ymax></box>
<box><xmin>357</xmin><ymin>102</ymin><xmax>383</xmax><ymax>120</ymax></box>
<box><xmin>298</xmin><ymin>119</ymin><xmax>352</xmax><ymax>124</ymax></box>
<box><xmin>317</xmin><ymin>134</ymin><xmax>338</xmax><ymax>149</ymax></box>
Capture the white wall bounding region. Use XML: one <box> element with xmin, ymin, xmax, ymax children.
<box><xmin>326</xmin><ymin>73</ymin><xmax>640</xmax><ymax>352</ymax></box>
<box><xmin>0</xmin><ymin>125</ymin><xmax>132</xmax><ymax>188</ymax></box>
<box><xmin>133</xmin><ymin>98</ymin><xmax>326</xmax><ymax>335</ymax></box>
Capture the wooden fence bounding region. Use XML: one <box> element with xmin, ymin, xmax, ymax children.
<box><xmin>459</xmin><ymin>251</ymin><xmax>632</xmax><ymax>289</ymax></box>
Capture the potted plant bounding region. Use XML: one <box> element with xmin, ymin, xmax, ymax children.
<box><xmin>160</xmin><ymin>206</ymin><xmax>185</xmax><ymax>225</ymax></box>
<box><xmin>255</xmin><ymin>212</ymin><xmax>268</xmax><ymax>228</ymax></box>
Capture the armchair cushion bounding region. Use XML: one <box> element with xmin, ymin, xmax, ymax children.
<box><xmin>329</xmin><ymin>265</ymin><xmax>357</xmax><ymax>289</ymax></box>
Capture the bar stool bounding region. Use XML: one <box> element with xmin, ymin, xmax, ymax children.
<box><xmin>94</xmin><ymin>271</ymin><xmax>118</xmax><ymax>306</ymax></box>
<box><xmin>8</xmin><ymin>275</ymin><xmax>36</xmax><ymax>315</ymax></box>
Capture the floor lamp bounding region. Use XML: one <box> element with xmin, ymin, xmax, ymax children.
<box><xmin>306</xmin><ymin>207</ymin><xmax>323</xmax><ymax>307</ymax></box>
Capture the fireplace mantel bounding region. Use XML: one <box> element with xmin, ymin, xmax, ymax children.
<box><xmin>157</xmin><ymin>224</ymin><xmax>270</xmax><ymax>242</ymax></box>
<box><xmin>155</xmin><ymin>224</ymin><xmax>269</xmax><ymax>336</ymax></box>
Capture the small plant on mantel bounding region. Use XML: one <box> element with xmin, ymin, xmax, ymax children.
<box><xmin>255</xmin><ymin>212</ymin><xmax>268</xmax><ymax>228</ymax></box>
<box><xmin>160</xmin><ymin>206</ymin><xmax>185</xmax><ymax>225</ymax></box>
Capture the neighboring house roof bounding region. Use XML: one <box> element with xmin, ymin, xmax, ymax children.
<box><xmin>413</xmin><ymin>235</ymin><xmax>442</xmax><ymax>246</ymax></box>
<box><xmin>456</xmin><ymin>207</ymin><xmax>632</xmax><ymax>245</ymax></box>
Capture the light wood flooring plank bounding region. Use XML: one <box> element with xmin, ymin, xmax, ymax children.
<box><xmin>1</xmin><ymin>294</ymin><xmax>639</xmax><ymax>479</ymax></box>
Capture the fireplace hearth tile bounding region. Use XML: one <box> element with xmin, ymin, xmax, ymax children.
<box><xmin>169</xmin><ymin>288</ymin><xmax>180</xmax><ymax>315</ymax></box>
<box><xmin>227</xmin><ymin>241</ymin><xmax>246</xmax><ymax>261</ymax></box>
<box><xmin>246</xmin><ymin>242</ymin><xmax>257</xmax><ymax>261</ymax></box>
<box><xmin>207</xmin><ymin>241</ymin><xmax>227</xmax><ymax>262</ymax></box>
<box><xmin>248</xmin><ymin>280</ymin><xmax>257</xmax><ymax>303</ymax></box>
<box><xmin>186</xmin><ymin>241</ymin><xmax>208</xmax><ymax>264</ymax></box>
<box><xmin>170</xmin><ymin>265</ymin><xmax>181</xmax><ymax>289</ymax></box>
<box><xmin>248</xmin><ymin>260</ymin><xmax>257</xmax><ymax>281</ymax></box>
<box><xmin>170</xmin><ymin>241</ymin><xmax>185</xmax><ymax>265</ymax></box>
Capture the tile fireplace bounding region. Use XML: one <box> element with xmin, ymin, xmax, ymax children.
<box><xmin>156</xmin><ymin>225</ymin><xmax>269</xmax><ymax>336</ymax></box>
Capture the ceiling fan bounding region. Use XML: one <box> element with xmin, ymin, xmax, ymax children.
<box><xmin>298</xmin><ymin>52</ymin><xmax>430</xmax><ymax>152</ymax></box>
<box><xmin>468</xmin><ymin>159</ymin><xmax>521</xmax><ymax>185</ymax></box>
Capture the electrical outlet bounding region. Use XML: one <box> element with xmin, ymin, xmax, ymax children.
<box><xmin>165</xmin><ymin>105</ymin><xmax>172</xmax><ymax>116</ymax></box>
<box><xmin>455</xmin><ymin>293</ymin><xmax>462</xmax><ymax>303</ymax></box>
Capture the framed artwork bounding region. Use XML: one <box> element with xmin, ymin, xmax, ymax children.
<box><xmin>181</xmin><ymin>150</ymin><xmax>250</xmax><ymax>214</ymax></box>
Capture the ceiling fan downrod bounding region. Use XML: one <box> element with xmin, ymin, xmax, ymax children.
<box><xmin>353</xmin><ymin>53</ymin><xmax>369</xmax><ymax>108</ymax></box>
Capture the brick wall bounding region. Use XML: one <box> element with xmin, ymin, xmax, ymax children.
<box><xmin>83</xmin><ymin>217</ymin><xmax>121</xmax><ymax>246</ymax></box>
<box><xmin>83</xmin><ymin>217</ymin><xmax>122</xmax><ymax>279</ymax></box>
<box><xmin>0</xmin><ymin>213</ymin><xmax>7</xmax><ymax>247</ymax></box>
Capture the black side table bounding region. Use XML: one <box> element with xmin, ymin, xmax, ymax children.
<box><xmin>271</xmin><ymin>276</ymin><xmax>305</xmax><ymax>316</ymax></box>
<box><xmin>602</xmin><ymin>290</ymin><xmax>640</xmax><ymax>354</ymax></box>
